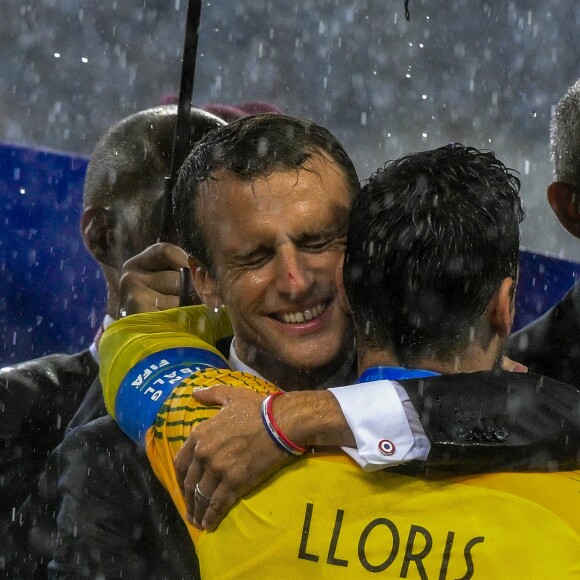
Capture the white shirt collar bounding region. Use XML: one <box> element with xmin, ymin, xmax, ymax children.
<box><xmin>89</xmin><ymin>314</ymin><xmax>116</xmax><ymax>364</ymax></box>
<box><xmin>228</xmin><ymin>337</ymin><xmax>268</xmax><ymax>381</ymax></box>
<box><xmin>228</xmin><ymin>336</ymin><xmax>356</xmax><ymax>390</ymax></box>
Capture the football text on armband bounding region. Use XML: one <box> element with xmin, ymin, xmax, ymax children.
<box><xmin>297</xmin><ymin>502</ymin><xmax>484</xmax><ymax>578</ymax></box>
<box><xmin>115</xmin><ymin>347</ymin><xmax>228</xmax><ymax>445</ymax></box>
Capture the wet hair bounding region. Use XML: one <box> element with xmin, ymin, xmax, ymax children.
<box><xmin>551</xmin><ymin>78</ymin><xmax>580</xmax><ymax>186</ymax></box>
<box><xmin>173</xmin><ymin>113</ymin><xmax>360</xmax><ymax>270</ymax></box>
<box><xmin>344</xmin><ymin>144</ymin><xmax>525</xmax><ymax>366</ymax></box>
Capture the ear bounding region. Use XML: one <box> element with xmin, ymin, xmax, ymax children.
<box><xmin>81</xmin><ymin>206</ymin><xmax>117</xmax><ymax>266</ymax></box>
<box><xmin>187</xmin><ymin>256</ymin><xmax>224</xmax><ymax>309</ymax></box>
<box><xmin>547</xmin><ymin>182</ymin><xmax>580</xmax><ymax>238</ymax></box>
<box><xmin>489</xmin><ymin>277</ymin><xmax>515</xmax><ymax>340</ymax></box>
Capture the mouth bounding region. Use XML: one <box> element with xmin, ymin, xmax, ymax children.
<box><xmin>276</xmin><ymin>302</ymin><xmax>327</xmax><ymax>324</ymax></box>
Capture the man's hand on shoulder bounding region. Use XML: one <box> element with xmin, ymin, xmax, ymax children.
<box><xmin>501</xmin><ymin>355</ymin><xmax>528</xmax><ymax>373</ymax></box>
<box><xmin>174</xmin><ymin>386</ymin><xmax>354</xmax><ymax>532</ymax></box>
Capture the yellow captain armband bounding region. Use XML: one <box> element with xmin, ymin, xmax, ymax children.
<box><xmin>99</xmin><ymin>305</ymin><xmax>233</xmax><ymax>445</ymax></box>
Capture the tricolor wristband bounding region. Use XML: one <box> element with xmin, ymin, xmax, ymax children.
<box><xmin>261</xmin><ymin>393</ymin><xmax>307</xmax><ymax>456</ymax></box>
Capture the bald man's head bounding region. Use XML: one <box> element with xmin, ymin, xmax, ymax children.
<box><xmin>81</xmin><ymin>105</ymin><xmax>224</xmax><ymax>271</ymax></box>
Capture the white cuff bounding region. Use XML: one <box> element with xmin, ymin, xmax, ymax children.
<box><xmin>329</xmin><ymin>380</ymin><xmax>431</xmax><ymax>472</ymax></box>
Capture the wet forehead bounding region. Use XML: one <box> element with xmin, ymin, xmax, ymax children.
<box><xmin>197</xmin><ymin>155</ymin><xmax>352</xmax><ymax>245</ymax></box>
<box><xmin>203</xmin><ymin>152</ymin><xmax>350</xmax><ymax>203</ymax></box>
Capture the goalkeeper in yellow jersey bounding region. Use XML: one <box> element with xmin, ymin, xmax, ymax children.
<box><xmin>101</xmin><ymin>144</ymin><xmax>580</xmax><ymax>578</ymax></box>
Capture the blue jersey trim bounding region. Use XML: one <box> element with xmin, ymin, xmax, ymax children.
<box><xmin>115</xmin><ymin>347</ymin><xmax>228</xmax><ymax>446</ymax></box>
<box><xmin>357</xmin><ymin>366</ymin><xmax>439</xmax><ymax>383</ymax></box>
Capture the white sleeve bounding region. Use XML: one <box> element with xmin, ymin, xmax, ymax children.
<box><xmin>328</xmin><ymin>380</ymin><xmax>431</xmax><ymax>472</ymax></box>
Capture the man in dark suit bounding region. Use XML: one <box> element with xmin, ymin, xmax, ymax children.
<box><xmin>0</xmin><ymin>105</ymin><xmax>224</xmax><ymax>578</ymax></box>
<box><xmin>507</xmin><ymin>78</ymin><xmax>580</xmax><ymax>387</ymax></box>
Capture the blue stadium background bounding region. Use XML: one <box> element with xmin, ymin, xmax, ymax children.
<box><xmin>2</xmin><ymin>143</ymin><xmax>580</xmax><ymax>366</ymax></box>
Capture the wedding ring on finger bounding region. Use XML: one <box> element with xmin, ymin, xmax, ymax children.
<box><xmin>194</xmin><ymin>482</ymin><xmax>211</xmax><ymax>504</ymax></box>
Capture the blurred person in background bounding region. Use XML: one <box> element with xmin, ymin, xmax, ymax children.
<box><xmin>507</xmin><ymin>78</ymin><xmax>580</xmax><ymax>387</ymax></box>
<box><xmin>0</xmin><ymin>105</ymin><xmax>224</xmax><ymax>578</ymax></box>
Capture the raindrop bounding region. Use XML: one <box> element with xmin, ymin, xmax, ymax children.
<box><xmin>89</xmin><ymin>308</ymin><xmax>97</xmax><ymax>329</ymax></box>
<box><xmin>257</xmin><ymin>137</ymin><xmax>269</xmax><ymax>157</ymax></box>
<box><xmin>454</xmin><ymin>43</ymin><xmax>466</xmax><ymax>58</ymax></box>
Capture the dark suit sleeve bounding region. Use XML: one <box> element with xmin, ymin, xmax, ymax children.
<box><xmin>402</xmin><ymin>370</ymin><xmax>580</xmax><ymax>472</ymax></box>
<box><xmin>46</xmin><ymin>416</ymin><xmax>199</xmax><ymax>580</ymax></box>
<box><xmin>0</xmin><ymin>351</ymin><xmax>97</xmax><ymax>526</ymax></box>
<box><xmin>507</xmin><ymin>283</ymin><xmax>580</xmax><ymax>388</ymax></box>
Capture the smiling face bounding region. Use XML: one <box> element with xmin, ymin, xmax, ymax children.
<box><xmin>190</xmin><ymin>152</ymin><xmax>355</xmax><ymax>389</ymax></box>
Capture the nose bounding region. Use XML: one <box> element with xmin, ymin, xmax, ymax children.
<box><xmin>275</xmin><ymin>245</ymin><xmax>312</xmax><ymax>300</ymax></box>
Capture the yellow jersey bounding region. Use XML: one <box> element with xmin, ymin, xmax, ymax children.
<box><xmin>100</xmin><ymin>306</ymin><xmax>580</xmax><ymax>579</ymax></box>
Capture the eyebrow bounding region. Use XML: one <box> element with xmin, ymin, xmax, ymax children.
<box><xmin>230</xmin><ymin>244</ymin><xmax>273</xmax><ymax>263</ymax></box>
<box><xmin>292</xmin><ymin>226</ymin><xmax>347</xmax><ymax>245</ymax></box>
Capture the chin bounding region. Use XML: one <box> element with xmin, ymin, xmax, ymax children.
<box><xmin>287</xmin><ymin>346</ymin><xmax>348</xmax><ymax>374</ymax></box>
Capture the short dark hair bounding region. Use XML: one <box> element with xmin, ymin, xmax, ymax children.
<box><xmin>344</xmin><ymin>144</ymin><xmax>525</xmax><ymax>365</ymax></box>
<box><xmin>173</xmin><ymin>113</ymin><xmax>360</xmax><ymax>270</ymax></box>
